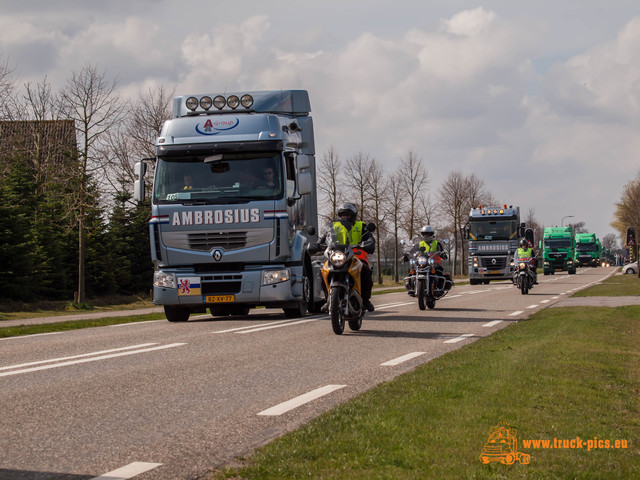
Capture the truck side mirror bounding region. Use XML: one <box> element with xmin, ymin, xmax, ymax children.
<box><xmin>295</xmin><ymin>154</ymin><xmax>312</xmax><ymax>196</ymax></box>
<box><xmin>133</xmin><ymin>161</ymin><xmax>147</xmax><ymax>202</ymax></box>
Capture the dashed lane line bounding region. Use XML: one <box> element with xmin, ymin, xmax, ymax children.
<box><xmin>258</xmin><ymin>384</ymin><xmax>347</xmax><ymax>416</ymax></box>
<box><xmin>444</xmin><ymin>333</ymin><xmax>474</xmax><ymax>344</ymax></box>
<box><xmin>381</xmin><ymin>352</ymin><xmax>427</xmax><ymax>366</ymax></box>
<box><xmin>91</xmin><ymin>462</ymin><xmax>163</xmax><ymax>480</ymax></box>
<box><xmin>482</xmin><ymin>320</ymin><xmax>502</xmax><ymax>327</ymax></box>
<box><xmin>0</xmin><ymin>343</ymin><xmax>186</xmax><ymax>377</ymax></box>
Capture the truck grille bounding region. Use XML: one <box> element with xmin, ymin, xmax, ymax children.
<box><xmin>188</xmin><ymin>231</ymin><xmax>247</xmax><ymax>251</ymax></box>
<box><xmin>201</xmin><ymin>274</ymin><xmax>243</xmax><ymax>295</ymax></box>
<box><xmin>162</xmin><ymin>228</ymin><xmax>273</xmax><ymax>252</ymax></box>
<box><xmin>480</xmin><ymin>257</ymin><xmax>507</xmax><ymax>269</ymax></box>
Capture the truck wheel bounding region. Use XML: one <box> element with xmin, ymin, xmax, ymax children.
<box><xmin>284</xmin><ymin>263</ymin><xmax>311</xmax><ymax>317</ymax></box>
<box><xmin>569</xmin><ymin>268</ymin><xmax>576</xmax><ymax>274</ymax></box>
<box><xmin>165</xmin><ymin>305</ymin><xmax>190</xmax><ymax>322</ymax></box>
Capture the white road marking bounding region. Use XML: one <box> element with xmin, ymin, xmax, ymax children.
<box><xmin>0</xmin><ymin>343</ymin><xmax>186</xmax><ymax>377</ymax></box>
<box><xmin>110</xmin><ymin>320</ymin><xmax>162</xmax><ymax>327</ymax></box>
<box><xmin>0</xmin><ymin>332</ymin><xmax>63</xmax><ymax>341</ymax></box>
<box><xmin>540</xmin><ymin>300</ymin><xmax>550</xmax><ymax>304</ymax></box>
<box><xmin>552</xmin><ymin>296</ymin><xmax>560</xmax><ymax>299</ymax></box>
<box><xmin>527</xmin><ymin>305</ymin><xmax>538</xmax><ymax>309</ymax></box>
<box><xmin>0</xmin><ymin>343</ymin><xmax>158</xmax><ymax>371</ymax></box>
<box><xmin>213</xmin><ymin>318</ymin><xmax>307</xmax><ymax>333</ymax></box>
<box><xmin>444</xmin><ymin>333</ymin><xmax>474</xmax><ymax>344</ymax></box>
<box><xmin>482</xmin><ymin>320</ymin><xmax>502</xmax><ymax>327</ymax></box>
<box><xmin>239</xmin><ymin>318</ymin><xmax>322</xmax><ymax>333</ymax></box>
<box><xmin>91</xmin><ymin>462</ymin><xmax>163</xmax><ymax>480</ymax></box>
<box><xmin>258</xmin><ymin>384</ymin><xmax>347</xmax><ymax>416</ymax></box>
<box><xmin>381</xmin><ymin>352</ymin><xmax>426</xmax><ymax>366</ymax></box>
<box><xmin>376</xmin><ymin>301</ymin><xmax>415</xmax><ymax>310</ymax></box>
<box><xmin>509</xmin><ymin>311</ymin><xmax>524</xmax><ymax>316</ymax></box>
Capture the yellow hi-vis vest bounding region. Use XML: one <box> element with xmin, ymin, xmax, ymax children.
<box><xmin>419</xmin><ymin>239</ymin><xmax>438</xmax><ymax>252</ymax></box>
<box><xmin>331</xmin><ymin>221</ymin><xmax>365</xmax><ymax>245</ymax></box>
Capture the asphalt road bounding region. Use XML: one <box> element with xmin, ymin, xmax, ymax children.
<box><xmin>0</xmin><ymin>267</ymin><xmax>619</xmax><ymax>480</ymax></box>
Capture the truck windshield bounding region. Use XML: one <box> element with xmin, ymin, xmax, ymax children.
<box><xmin>544</xmin><ymin>239</ymin><xmax>572</xmax><ymax>249</ymax></box>
<box><xmin>576</xmin><ymin>244</ymin><xmax>595</xmax><ymax>252</ymax></box>
<box><xmin>153</xmin><ymin>153</ymin><xmax>283</xmax><ymax>204</ymax></box>
<box><xmin>468</xmin><ymin>219</ymin><xmax>518</xmax><ymax>240</ymax></box>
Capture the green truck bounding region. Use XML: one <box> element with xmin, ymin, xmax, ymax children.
<box><xmin>540</xmin><ymin>227</ymin><xmax>576</xmax><ymax>275</ymax></box>
<box><xmin>574</xmin><ymin>233</ymin><xmax>601</xmax><ymax>267</ymax></box>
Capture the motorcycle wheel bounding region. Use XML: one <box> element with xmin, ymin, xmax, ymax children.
<box><xmin>426</xmin><ymin>297</ymin><xmax>436</xmax><ymax>309</ymax></box>
<box><xmin>330</xmin><ymin>287</ymin><xmax>345</xmax><ymax>335</ymax></box>
<box><xmin>348</xmin><ymin>314</ymin><xmax>362</xmax><ymax>331</ymax></box>
<box><xmin>520</xmin><ymin>277</ymin><xmax>528</xmax><ymax>295</ymax></box>
<box><xmin>417</xmin><ymin>281</ymin><xmax>426</xmax><ymax>310</ymax></box>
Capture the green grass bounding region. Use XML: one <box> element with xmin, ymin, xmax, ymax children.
<box><xmin>0</xmin><ymin>313</ymin><xmax>166</xmax><ymax>338</ymax></box>
<box><xmin>572</xmin><ymin>273</ymin><xmax>640</xmax><ymax>297</ymax></box>
<box><xmin>213</xmin><ymin>292</ymin><xmax>640</xmax><ymax>479</ymax></box>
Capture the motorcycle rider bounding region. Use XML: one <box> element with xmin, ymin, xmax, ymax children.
<box><xmin>515</xmin><ymin>238</ymin><xmax>538</xmax><ymax>286</ymax></box>
<box><xmin>418</xmin><ymin>225</ymin><xmax>443</xmax><ymax>254</ymax></box>
<box><xmin>320</xmin><ymin>202</ymin><xmax>376</xmax><ymax>312</ymax></box>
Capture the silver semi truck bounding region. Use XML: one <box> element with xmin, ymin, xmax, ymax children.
<box><xmin>134</xmin><ymin>90</ymin><xmax>323</xmax><ymax>322</ymax></box>
<box><xmin>467</xmin><ymin>205</ymin><xmax>523</xmax><ymax>285</ymax></box>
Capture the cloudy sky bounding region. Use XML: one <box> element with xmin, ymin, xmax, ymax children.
<box><xmin>1</xmin><ymin>0</ymin><xmax>639</xmax><ymax>241</ymax></box>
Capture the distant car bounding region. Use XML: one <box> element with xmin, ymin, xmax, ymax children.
<box><xmin>622</xmin><ymin>261</ymin><xmax>638</xmax><ymax>274</ymax></box>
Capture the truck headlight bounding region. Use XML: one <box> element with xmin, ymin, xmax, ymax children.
<box><xmin>262</xmin><ymin>269</ymin><xmax>290</xmax><ymax>285</ymax></box>
<box><xmin>473</xmin><ymin>257</ymin><xmax>479</xmax><ymax>268</ymax></box>
<box><xmin>154</xmin><ymin>271</ymin><xmax>176</xmax><ymax>288</ymax></box>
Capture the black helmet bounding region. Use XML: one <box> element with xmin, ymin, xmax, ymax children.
<box><xmin>337</xmin><ymin>202</ymin><xmax>357</xmax><ymax>223</ymax></box>
<box><xmin>520</xmin><ymin>239</ymin><xmax>529</xmax><ymax>248</ymax></box>
<box><xmin>420</xmin><ymin>225</ymin><xmax>435</xmax><ymax>239</ymax></box>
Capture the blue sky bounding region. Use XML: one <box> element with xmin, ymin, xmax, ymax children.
<box><xmin>1</xmin><ymin>0</ymin><xmax>639</xmax><ymax>240</ymax></box>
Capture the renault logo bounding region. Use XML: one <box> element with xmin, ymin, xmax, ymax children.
<box><xmin>491</xmin><ymin>258</ymin><xmax>497</xmax><ymax>265</ymax></box>
<box><xmin>212</xmin><ymin>249</ymin><xmax>223</xmax><ymax>261</ymax></box>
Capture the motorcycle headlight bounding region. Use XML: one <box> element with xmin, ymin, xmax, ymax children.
<box><xmin>330</xmin><ymin>251</ymin><xmax>347</xmax><ymax>267</ymax></box>
<box><xmin>428</xmin><ymin>257</ymin><xmax>435</xmax><ymax>267</ymax></box>
<box><xmin>417</xmin><ymin>256</ymin><xmax>428</xmax><ymax>267</ymax></box>
<box><xmin>519</xmin><ymin>262</ymin><xmax>526</xmax><ymax>269</ymax></box>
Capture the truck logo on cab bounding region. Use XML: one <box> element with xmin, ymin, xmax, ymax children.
<box><xmin>195</xmin><ymin>118</ymin><xmax>240</xmax><ymax>135</ymax></box>
<box><xmin>212</xmin><ymin>249</ymin><xmax>223</xmax><ymax>261</ymax></box>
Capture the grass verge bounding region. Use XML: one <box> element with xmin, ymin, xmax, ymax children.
<box><xmin>213</xmin><ymin>299</ymin><xmax>639</xmax><ymax>478</ymax></box>
<box><xmin>572</xmin><ymin>273</ymin><xmax>640</xmax><ymax>297</ymax></box>
<box><xmin>0</xmin><ymin>313</ymin><xmax>165</xmax><ymax>338</ymax></box>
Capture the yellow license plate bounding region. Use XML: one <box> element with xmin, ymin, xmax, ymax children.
<box><xmin>205</xmin><ymin>295</ymin><xmax>235</xmax><ymax>303</ymax></box>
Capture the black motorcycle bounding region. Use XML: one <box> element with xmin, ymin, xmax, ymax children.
<box><xmin>402</xmin><ymin>238</ymin><xmax>454</xmax><ymax>310</ymax></box>
<box><xmin>513</xmin><ymin>256</ymin><xmax>535</xmax><ymax>295</ymax></box>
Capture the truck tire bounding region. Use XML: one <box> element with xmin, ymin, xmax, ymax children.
<box><xmin>284</xmin><ymin>263</ymin><xmax>311</xmax><ymax>318</ymax></box>
<box><xmin>165</xmin><ymin>305</ymin><xmax>190</xmax><ymax>322</ymax></box>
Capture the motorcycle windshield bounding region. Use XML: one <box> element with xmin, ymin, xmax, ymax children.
<box><xmin>322</xmin><ymin>221</ymin><xmax>350</xmax><ymax>246</ymax></box>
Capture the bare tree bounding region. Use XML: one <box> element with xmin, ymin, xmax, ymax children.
<box><xmin>612</xmin><ymin>170</ymin><xmax>640</xmax><ymax>271</ymax></box>
<box><xmin>568</xmin><ymin>221</ymin><xmax>587</xmax><ymax>234</ymax></box>
<box><xmin>58</xmin><ymin>64</ymin><xmax>126</xmax><ymax>304</ymax></box>
<box><xmin>0</xmin><ymin>55</ymin><xmax>17</xmax><ymax>119</ymax></box>
<box><xmin>601</xmin><ymin>233</ymin><xmax>618</xmax><ymax>252</ymax></box>
<box><xmin>387</xmin><ymin>170</ymin><xmax>405</xmax><ymax>283</ymax></box>
<box><xmin>398</xmin><ymin>150</ymin><xmax>429</xmax><ymax>239</ymax></box>
<box><xmin>344</xmin><ymin>152</ymin><xmax>374</xmax><ymax>219</ymax></box>
<box><xmin>102</xmin><ymin>84</ymin><xmax>175</xmax><ymax>202</ymax></box>
<box><xmin>438</xmin><ymin>171</ymin><xmax>467</xmax><ymax>276</ymax></box>
<box><xmin>316</xmin><ymin>146</ymin><xmax>342</xmax><ymax>225</ymax></box>
<box><xmin>367</xmin><ymin>157</ymin><xmax>389</xmax><ymax>284</ymax></box>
